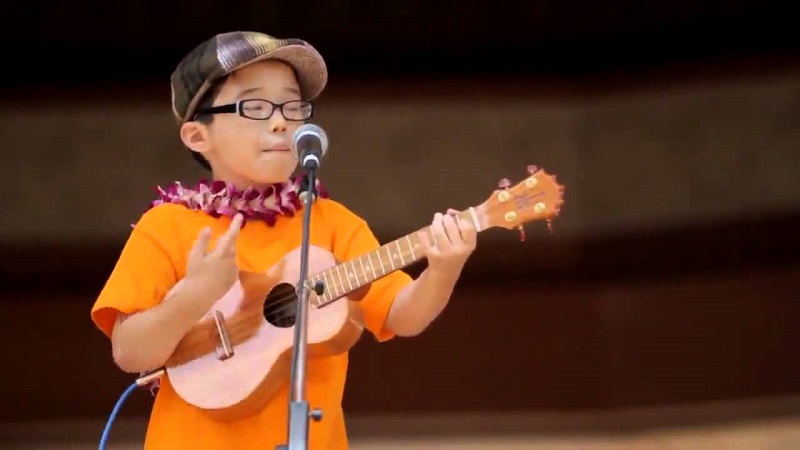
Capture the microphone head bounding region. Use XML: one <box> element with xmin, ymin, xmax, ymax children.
<box><xmin>291</xmin><ymin>123</ymin><xmax>329</xmax><ymax>159</ymax></box>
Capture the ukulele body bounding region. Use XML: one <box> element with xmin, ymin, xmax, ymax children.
<box><xmin>165</xmin><ymin>245</ymin><xmax>365</xmax><ymax>422</ymax></box>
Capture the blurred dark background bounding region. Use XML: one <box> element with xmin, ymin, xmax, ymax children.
<box><xmin>1</xmin><ymin>0</ymin><xmax>799</xmax><ymax>448</ymax></box>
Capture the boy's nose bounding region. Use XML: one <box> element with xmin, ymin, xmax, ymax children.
<box><xmin>270</xmin><ymin>120</ymin><xmax>287</xmax><ymax>133</ymax></box>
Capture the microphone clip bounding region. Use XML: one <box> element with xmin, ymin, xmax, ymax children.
<box><xmin>297</xmin><ymin>174</ymin><xmax>318</xmax><ymax>205</ymax></box>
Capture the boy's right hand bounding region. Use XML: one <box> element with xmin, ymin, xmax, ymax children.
<box><xmin>185</xmin><ymin>213</ymin><xmax>244</xmax><ymax>300</ymax></box>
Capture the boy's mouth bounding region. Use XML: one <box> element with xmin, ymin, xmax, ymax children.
<box><xmin>262</xmin><ymin>147</ymin><xmax>290</xmax><ymax>153</ymax></box>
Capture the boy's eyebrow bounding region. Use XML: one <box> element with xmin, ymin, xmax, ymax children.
<box><xmin>235</xmin><ymin>86</ymin><xmax>302</xmax><ymax>100</ymax></box>
<box><xmin>236</xmin><ymin>87</ymin><xmax>261</xmax><ymax>99</ymax></box>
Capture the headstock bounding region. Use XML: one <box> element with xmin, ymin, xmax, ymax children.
<box><xmin>474</xmin><ymin>165</ymin><xmax>565</xmax><ymax>240</ymax></box>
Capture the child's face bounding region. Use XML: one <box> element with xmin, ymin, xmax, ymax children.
<box><xmin>182</xmin><ymin>60</ymin><xmax>306</xmax><ymax>187</ymax></box>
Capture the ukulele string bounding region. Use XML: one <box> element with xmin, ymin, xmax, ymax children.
<box><xmin>257</xmin><ymin>263</ymin><xmax>405</xmax><ymax>320</ymax></box>
<box><xmin>259</xmin><ymin>276</ymin><xmax>367</xmax><ymax>320</ymax></box>
<box><xmin>259</xmin><ymin>254</ymin><xmax>420</xmax><ymax>320</ymax></box>
<box><xmin>261</xmin><ymin>253</ymin><xmax>418</xmax><ymax>319</ymax></box>
<box><xmin>253</xmin><ymin>226</ymin><xmax>442</xmax><ymax>321</ymax></box>
<box><xmin>260</xmin><ymin>287</ymin><xmax>325</xmax><ymax>320</ymax></box>
<box><xmin>251</xmin><ymin>221</ymin><xmax>531</xmax><ymax>321</ymax></box>
<box><xmin>259</xmin><ymin>187</ymin><xmax>559</xmax><ymax>321</ymax></box>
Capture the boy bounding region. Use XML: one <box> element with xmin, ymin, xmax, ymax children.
<box><xmin>91</xmin><ymin>31</ymin><xmax>477</xmax><ymax>450</ymax></box>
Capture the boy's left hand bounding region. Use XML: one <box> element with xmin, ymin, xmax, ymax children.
<box><xmin>418</xmin><ymin>208</ymin><xmax>477</xmax><ymax>275</ymax></box>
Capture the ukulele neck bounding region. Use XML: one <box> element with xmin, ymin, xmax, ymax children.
<box><xmin>310</xmin><ymin>209</ymin><xmax>481</xmax><ymax>306</ymax></box>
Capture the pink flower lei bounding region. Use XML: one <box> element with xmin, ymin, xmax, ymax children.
<box><xmin>146</xmin><ymin>175</ymin><xmax>329</xmax><ymax>226</ymax></box>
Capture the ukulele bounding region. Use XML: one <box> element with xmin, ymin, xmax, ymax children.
<box><xmin>143</xmin><ymin>164</ymin><xmax>564</xmax><ymax>421</ymax></box>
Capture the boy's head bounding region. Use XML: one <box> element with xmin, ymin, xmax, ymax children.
<box><xmin>170</xmin><ymin>31</ymin><xmax>327</xmax><ymax>187</ymax></box>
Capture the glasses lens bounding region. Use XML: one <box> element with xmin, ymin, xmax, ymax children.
<box><xmin>282</xmin><ymin>101</ymin><xmax>313</xmax><ymax>120</ymax></box>
<box><xmin>241</xmin><ymin>99</ymin><xmax>274</xmax><ymax>120</ymax></box>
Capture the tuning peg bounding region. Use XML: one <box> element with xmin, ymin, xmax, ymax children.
<box><xmin>518</xmin><ymin>226</ymin><xmax>526</xmax><ymax>242</ymax></box>
<box><xmin>498</xmin><ymin>178</ymin><xmax>511</xmax><ymax>189</ymax></box>
<box><xmin>527</xmin><ymin>165</ymin><xmax>538</xmax><ymax>174</ymax></box>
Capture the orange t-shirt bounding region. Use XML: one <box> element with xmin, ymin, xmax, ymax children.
<box><xmin>91</xmin><ymin>198</ymin><xmax>413</xmax><ymax>450</ymax></box>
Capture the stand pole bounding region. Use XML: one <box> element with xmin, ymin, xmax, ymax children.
<box><xmin>276</xmin><ymin>171</ymin><xmax>323</xmax><ymax>450</ymax></box>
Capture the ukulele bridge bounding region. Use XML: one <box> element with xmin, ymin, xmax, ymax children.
<box><xmin>213</xmin><ymin>310</ymin><xmax>235</xmax><ymax>361</ymax></box>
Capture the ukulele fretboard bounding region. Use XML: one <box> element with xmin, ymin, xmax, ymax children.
<box><xmin>308</xmin><ymin>209</ymin><xmax>477</xmax><ymax>306</ymax></box>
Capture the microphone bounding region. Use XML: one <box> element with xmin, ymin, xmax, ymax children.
<box><xmin>291</xmin><ymin>123</ymin><xmax>328</xmax><ymax>171</ymax></box>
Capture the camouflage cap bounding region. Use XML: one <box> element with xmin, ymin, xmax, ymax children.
<box><xmin>170</xmin><ymin>31</ymin><xmax>328</xmax><ymax>124</ymax></box>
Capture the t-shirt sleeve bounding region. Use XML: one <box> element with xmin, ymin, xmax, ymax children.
<box><xmin>90</xmin><ymin>204</ymin><xmax>185</xmax><ymax>339</ymax></box>
<box><xmin>332</xmin><ymin>210</ymin><xmax>414</xmax><ymax>342</ymax></box>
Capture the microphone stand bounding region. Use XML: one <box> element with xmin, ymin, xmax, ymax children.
<box><xmin>276</xmin><ymin>169</ymin><xmax>324</xmax><ymax>450</ymax></box>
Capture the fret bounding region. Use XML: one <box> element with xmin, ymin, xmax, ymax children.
<box><xmin>367</xmin><ymin>252</ymin><xmax>377</xmax><ymax>278</ymax></box>
<box><xmin>353</xmin><ymin>260</ymin><xmax>362</xmax><ymax>286</ymax></box>
<box><xmin>385</xmin><ymin>245</ymin><xmax>394</xmax><ymax>271</ymax></box>
<box><xmin>405</xmin><ymin>234</ymin><xmax>416</xmax><ymax>260</ymax></box>
<box><xmin>394</xmin><ymin>240</ymin><xmax>405</xmax><ymax>266</ymax></box>
<box><xmin>317</xmin><ymin>271</ymin><xmax>328</xmax><ymax>302</ymax></box>
<box><xmin>346</xmin><ymin>260</ymin><xmax>357</xmax><ymax>286</ymax></box>
<box><xmin>376</xmin><ymin>248</ymin><xmax>386</xmax><ymax>275</ymax></box>
<box><xmin>334</xmin><ymin>264</ymin><xmax>345</xmax><ymax>296</ymax></box>
<box><xmin>345</xmin><ymin>261</ymin><xmax>355</xmax><ymax>291</ymax></box>
<box><xmin>321</xmin><ymin>271</ymin><xmax>335</xmax><ymax>302</ymax></box>
<box><xmin>335</xmin><ymin>264</ymin><xmax>344</xmax><ymax>292</ymax></box>
<box><xmin>358</xmin><ymin>257</ymin><xmax>367</xmax><ymax>283</ymax></box>
<box><xmin>340</xmin><ymin>265</ymin><xmax>349</xmax><ymax>293</ymax></box>
<box><xmin>382</xmin><ymin>244</ymin><xmax>390</xmax><ymax>271</ymax></box>
<box><xmin>331</xmin><ymin>270</ymin><xmax>341</xmax><ymax>300</ymax></box>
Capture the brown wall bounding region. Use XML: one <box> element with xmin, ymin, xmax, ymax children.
<box><xmin>2</xmin><ymin>69</ymin><xmax>799</xmax><ymax>242</ymax></box>
<box><xmin>2</xmin><ymin>66</ymin><xmax>799</xmax><ymax>426</ymax></box>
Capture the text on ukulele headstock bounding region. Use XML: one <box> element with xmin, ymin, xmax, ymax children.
<box><xmin>473</xmin><ymin>164</ymin><xmax>565</xmax><ymax>240</ymax></box>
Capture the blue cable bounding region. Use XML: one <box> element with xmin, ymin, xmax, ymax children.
<box><xmin>98</xmin><ymin>381</ymin><xmax>139</xmax><ymax>450</ymax></box>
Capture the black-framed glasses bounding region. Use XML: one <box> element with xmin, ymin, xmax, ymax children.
<box><xmin>194</xmin><ymin>99</ymin><xmax>314</xmax><ymax>121</ymax></box>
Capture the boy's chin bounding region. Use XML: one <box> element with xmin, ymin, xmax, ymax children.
<box><xmin>248</xmin><ymin>170</ymin><xmax>296</xmax><ymax>186</ymax></box>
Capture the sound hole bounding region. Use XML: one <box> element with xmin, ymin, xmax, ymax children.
<box><xmin>263</xmin><ymin>282</ymin><xmax>298</xmax><ymax>328</ymax></box>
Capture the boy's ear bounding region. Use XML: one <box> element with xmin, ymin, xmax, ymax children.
<box><xmin>179</xmin><ymin>121</ymin><xmax>212</xmax><ymax>156</ymax></box>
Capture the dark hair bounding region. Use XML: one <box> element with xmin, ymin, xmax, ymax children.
<box><xmin>188</xmin><ymin>76</ymin><xmax>228</xmax><ymax>171</ymax></box>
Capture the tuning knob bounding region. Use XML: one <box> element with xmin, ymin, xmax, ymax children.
<box><xmin>518</xmin><ymin>226</ymin><xmax>526</xmax><ymax>242</ymax></box>
<box><xmin>527</xmin><ymin>165</ymin><xmax>538</xmax><ymax>174</ymax></box>
<box><xmin>498</xmin><ymin>178</ymin><xmax>511</xmax><ymax>189</ymax></box>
